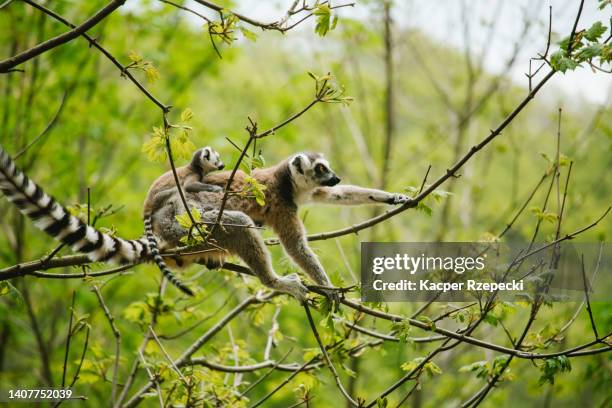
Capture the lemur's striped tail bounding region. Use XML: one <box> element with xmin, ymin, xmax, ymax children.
<box><xmin>144</xmin><ymin>215</ymin><xmax>194</xmax><ymax>296</ymax></box>
<box><xmin>0</xmin><ymin>145</ymin><xmax>149</xmax><ymax>264</ymax></box>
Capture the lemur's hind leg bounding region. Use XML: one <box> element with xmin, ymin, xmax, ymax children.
<box><xmin>200</xmin><ymin>210</ymin><xmax>309</xmax><ymax>301</ymax></box>
<box><xmin>153</xmin><ymin>203</ymin><xmax>308</xmax><ymax>301</ymax></box>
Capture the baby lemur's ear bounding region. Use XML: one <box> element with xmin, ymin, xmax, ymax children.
<box><xmin>291</xmin><ymin>155</ymin><xmax>305</xmax><ymax>174</ymax></box>
<box><xmin>202</xmin><ymin>147</ymin><xmax>212</xmax><ymax>160</ymax></box>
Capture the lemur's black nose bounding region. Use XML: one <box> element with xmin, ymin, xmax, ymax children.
<box><xmin>325</xmin><ymin>176</ymin><xmax>341</xmax><ymax>186</ymax></box>
<box><xmin>218</xmin><ymin>163</ymin><xmax>225</xmax><ymax>170</ymax></box>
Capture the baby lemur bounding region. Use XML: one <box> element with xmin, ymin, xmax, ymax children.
<box><xmin>151</xmin><ymin>152</ymin><xmax>409</xmax><ymax>301</ymax></box>
<box><xmin>143</xmin><ymin>146</ymin><xmax>224</xmax><ymax>296</ymax></box>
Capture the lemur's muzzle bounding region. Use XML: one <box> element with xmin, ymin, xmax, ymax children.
<box><xmin>218</xmin><ymin>163</ymin><xmax>225</xmax><ymax>170</ymax></box>
<box><xmin>323</xmin><ymin>175</ymin><xmax>341</xmax><ymax>186</ymax></box>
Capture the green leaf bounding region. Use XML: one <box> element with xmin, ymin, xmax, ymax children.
<box><xmin>0</xmin><ymin>281</ymin><xmax>10</xmax><ymax>296</ymax></box>
<box><xmin>128</xmin><ymin>50</ymin><xmax>143</xmax><ymax>64</ymax></box>
<box><xmin>431</xmin><ymin>189</ymin><xmax>452</xmax><ymax>202</ymax></box>
<box><xmin>77</xmin><ymin>360</ymin><xmax>102</xmax><ymax>384</ymax></box>
<box><xmin>416</xmin><ymin>201</ymin><xmax>433</xmax><ymax>216</ymax></box>
<box><xmin>577</xmin><ymin>43</ymin><xmax>604</xmax><ymax>60</ymax></box>
<box><xmin>331</xmin><ymin>15</ymin><xmax>339</xmax><ymax>30</ymax></box>
<box><xmin>122</xmin><ymin>301</ymin><xmax>149</xmax><ymax>323</ymax></box>
<box><xmin>424</xmin><ymin>361</ymin><xmax>443</xmax><ymax>377</ymax></box>
<box><xmin>141</xmin><ymin>128</ymin><xmax>167</xmax><ymax>162</ymax></box>
<box><xmin>538</xmin><ymin>356</ymin><xmax>571</xmax><ymax>385</ymax></box>
<box><xmin>391</xmin><ymin>320</ymin><xmax>413</xmax><ymax>343</ymax></box>
<box><xmin>401</xmin><ymin>357</ymin><xmax>423</xmax><ymax>372</ymax></box>
<box><xmin>170</xmin><ymin>130</ymin><xmax>197</xmax><ymax>160</ymax></box>
<box><xmin>376</xmin><ymin>397</ymin><xmax>388</xmax><ymax>408</ymax></box>
<box><xmin>550</xmin><ymin>50</ymin><xmax>580</xmax><ymax>73</ymax></box>
<box><xmin>252</xmin><ymin>154</ymin><xmax>265</xmax><ymax>169</ymax></box>
<box><xmin>175</xmin><ymin>207</ymin><xmax>202</xmax><ymax>229</ymax></box>
<box><xmin>459</xmin><ymin>360</ymin><xmax>488</xmax><ymax>373</ymax></box>
<box><xmin>180</xmin><ymin>108</ymin><xmax>194</xmax><ymax>122</ymax></box>
<box><xmin>144</xmin><ymin>66</ymin><xmax>159</xmax><ymax>83</ymax></box>
<box><xmin>401</xmin><ymin>357</ymin><xmax>442</xmax><ymax>377</ymax></box>
<box><xmin>417</xmin><ymin>315</ymin><xmax>436</xmax><ymax>331</ymax></box>
<box><xmin>239</xmin><ymin>26</ymin><xmax>258</xmax><ymax>41</ymax></box>
<box><xmin>483</xmin><ymin>313</ymin><xmax>499</xmax><ymax>326</ymax></box>
<box><xmin>303</xmin><ymin>348</ymin><xmax>320</xmax><ymax>362</ymax></box>
<box><xmin>601</xmin><ymin>44</ymin><xmax>612</xmax><ymax>62</ymax></box>
<box><xmin>245</xmin><ymin>176</ymin><xmax>267</xmax><ymax>206</ymax></box>
<box><xmin>314</xmin><ymin>5</ymin><xmax>332</xmax><ymax>36</ymax></box>
<box><xmin>586</xmin><ymin>21</ymin><xmax>607</xmax><ymax>41</ymax></box>
<box><xmin>248</xmin><ymin>304</ymin><xmax>266</xmax><ymax>326</ymax></box>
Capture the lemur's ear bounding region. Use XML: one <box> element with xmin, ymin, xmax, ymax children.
<box><xmin>202</xmin><ymin>147</ymin><xmax>211</xmax><ymax>160</ymax></box>
<box><xmin>292</xmin><ymin>155</ymin><xmax>304</xmax><ymax>174</ymax></box>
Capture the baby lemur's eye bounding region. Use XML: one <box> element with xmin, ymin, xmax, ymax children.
<box><xmin>315</xmin><ymin>164</ymin><xmax>326</xmax><ymax>173</ymax></box>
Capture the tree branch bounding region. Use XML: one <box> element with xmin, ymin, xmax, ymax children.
<box><xmin>0</xmin><ymin>0</ymin><xmax>126</xmax><ymax>73</ymax></box>
<box><xmin>267</xmin><ymin>69</ymin><xmax>557</xmax><ymax>245</ymax></box>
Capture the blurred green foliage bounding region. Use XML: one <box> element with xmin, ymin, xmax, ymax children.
<box><xmin>0</xmin><ymin>1</ymin><xmax>611</xmax><ymax>407</ymax></box>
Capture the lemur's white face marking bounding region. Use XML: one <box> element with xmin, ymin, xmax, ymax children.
<box><xmin>198</xmin><ymin>146</ymin><xmax>225</xmax><ymax>172</ymax></box>
<box><xmin>290</xmin><ymin>152</ymin><xmax>340</xmax><ymax>191</ymax></box>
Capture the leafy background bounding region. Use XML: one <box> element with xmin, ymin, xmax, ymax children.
<box><xmin>0</xmin><ymin>0</ymin><xmax>610</xmax><ymax>407</ymax></box>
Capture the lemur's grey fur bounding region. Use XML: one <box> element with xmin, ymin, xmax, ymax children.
<box><xmin>150</xmin><ymin>152</ymin><xmax>409</xmax><ymax>301</ymax></box>
<box><xmin>142</xmin><ymin>147</ymin><xmax>224</xmax><ymax>296</ymax></box>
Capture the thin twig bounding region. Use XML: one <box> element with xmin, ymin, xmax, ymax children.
<box><xmin>137</xmin><ymin>349</ymin><xmax>164</xmax><ymax>408</ymax></box>
<box><xmin>60</xmin><ymin>291</ymin><xmax>76</xmax><ymax>388</ymax></box>
<box><xmin>14</xmin><ymin>90</ymin><xmax>69</xmax><ymax>159</ymax></box>
<box><xmin>303</xmin><ymin>304</ymin><xmax>358</xmax><ymax>407</ymax></box>
<box><xmin>148</xmin><ymin>326</ymin><xmax>188</xmax><ymax>383</ymax></box>
<box><xmin>92</xmin><ymin>285</ymin><xmax>121</xmax><ymax>404</ymax></box>
<box><xmin>238</xmin><ymin>348</ymin><xmax>294</xmax><ymax>398</ymax></box>
<box><xmin>580</xmin><ymin>255</ymin><xmax>599</xmax><ymax>340</ymax></box>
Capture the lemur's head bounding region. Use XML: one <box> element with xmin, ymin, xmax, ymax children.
<box><xmin>193</xmin><ymin>146</ymin><xmax>225</xmax><ymax>172</ymax></box>
<box><xmin>289</xmin><ymin>152</ymin><xmax>340</xmax><ymax>190</ymax></box>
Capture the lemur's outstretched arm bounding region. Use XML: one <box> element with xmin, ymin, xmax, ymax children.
<box><xmin>308</xmin><ymin>185</ymin><xmax>409</xmax><ymax>206</ymax></box>
<box><xmin>273</xmin><ymin>213</ymin><xmax>333</xmax><ymax>287</ymax></box>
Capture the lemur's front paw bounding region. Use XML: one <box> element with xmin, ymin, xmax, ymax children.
<box><xmin>321</xmin><ymin>288</ymin><xmax>341</xmax><ymax>313</ymax></box>
<box><xmin>274</xmin><ymin>274</ymin><xmax>309</xmax><ymax>302</ymax></box>
<box><xmin>387</xmin><ymin>193</ymin><xmax>410</xmax><ymax>205</ymax></box>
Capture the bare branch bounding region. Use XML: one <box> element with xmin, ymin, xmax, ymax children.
<box><xmin>303</xmin><ymin>304</ymin><xmax>358</xmax><ymax>406</ymax></box>
<box><xmin>92</xmin><ymin>285</ymin><xmax>122</xmax><ymax>404</ymax></box>
<box><xmin>190</xmin><ymin>0</ymin><xmax>354</xmax><ymax>33</ymax></box>
<box><xmin>267</xmin><ymin>69</ymin><xmax>558</xmax><ymax>245</ymax></box>
<box><xmin>0</xmin><ymin>0</ymin><xmax>126</xmax><ymax>73</ymax></box>
<box><xmin>14</xmin><ymin>90</ymin><xmax>69</xmax><ymax>159</ymax></box>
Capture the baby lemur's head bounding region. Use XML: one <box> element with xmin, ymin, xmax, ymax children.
<box><xmin>289</xmin><ymin>152</ymin><xmax>340</xmax><ymax>190</ymax></box>
<box><xmin>192</xmin><ymin>146</ymin><xmax>225</xmax><ymax>173</ymax></box>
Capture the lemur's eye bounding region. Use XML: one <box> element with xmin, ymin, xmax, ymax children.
<box><xmin>315</xmin><ymin>164</ymin><xmax>326</xmax><ymax>173</ymax></box>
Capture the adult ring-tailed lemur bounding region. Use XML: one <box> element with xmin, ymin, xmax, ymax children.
<box><xmin>0</xmin><ymin>145</ymin><xmax>409</xmax><ymax>301</ymax></box>
<box><xmin>150</xmin><ymin>152</ymin><xmax>410</xmax><ymax>301</ymax></box>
